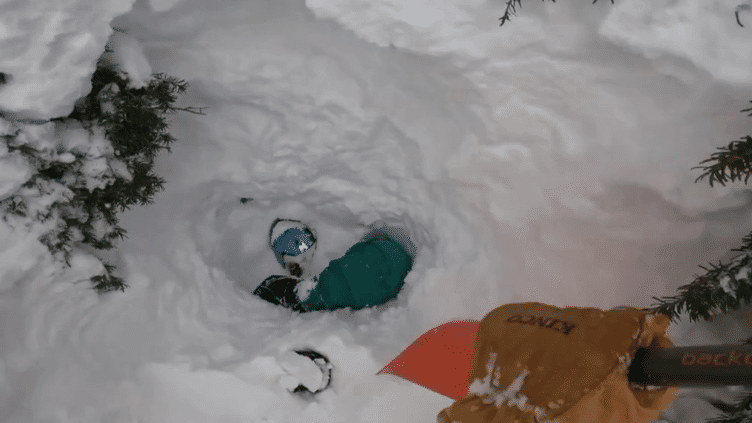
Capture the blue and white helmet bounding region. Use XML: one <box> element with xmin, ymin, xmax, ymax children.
<box><xmin>270</xmin><ymin>219</ymin><xmax>317</xmax><ymax>277</ymax></box>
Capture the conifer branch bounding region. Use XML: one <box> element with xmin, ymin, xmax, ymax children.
<box><xmin>91</xmin><ymin>264</ymin><xmax>127</xmax><ymax>293</ymax></box>
<box><xmin>737</xmin><ymin>4</ymin><xmax>750</xmax><ymax>28</ymax></box>
<box><xmin>705</xmin><ymin>390</ymin><xmax>752</xmax><ymax>423</ymax></box>
<box><xmin>649</xmin><ymin>234</ymin><xmax>752</xmax><ymax>324</ymax></box>
<box><xmin>499</xmin><ymin>0</ymin><xmax>523</xmax><ymax>27</ymax></box>
<box><xmin>693</xmin><ymin>136</ymin><xmax>752</xmax><ymax>187</ymax></box>
<box><xmin>171</xmin><ymin>106</ymin><xmax>207</xmax><ymax>115</ymax></box>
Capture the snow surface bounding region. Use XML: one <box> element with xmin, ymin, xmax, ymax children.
<box><xmin>1</xmin><ymin>0</ymin><xmax>752</xmax><ymax>422</ymax></box>
<box><xmin>0</xmin><ymin>0</ymin><xmax>135</xmax><ymax>119</ymax></box>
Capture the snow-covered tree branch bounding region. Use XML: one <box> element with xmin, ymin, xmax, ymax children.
<box><xmin>0</xmin><ymin>64</ymin><xmax>205</xmax><ymax>293</ymax></box>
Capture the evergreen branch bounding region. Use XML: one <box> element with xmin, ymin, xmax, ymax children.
<box><xmin>705</xmin><ymin>389</ymin><xmax>752</xmax><ymax>423</ymax></box>
<box><xmin>742</xmin><ymin>99</ymin><xmax>752</xmax><ymax>116</ymax></box>
<box><xmin>90</xmin><ymin>263</ymin><xmax>127</xmax><ymax>292</ymax></box>
<box><xmin>692</xmin><ymin>136</ymin><xmax>752</xmax><ymax>187</ymax></box>
<box><xmin>0</xmin><ymin>194</ymin><xmax>28</xmax><ymax>218</ymax></box>
<box><xmin>499</xmin><ymin>0</ymin><xmax>523</xmax><ymax>27</ymax></box>
<box><xmin>170</xmin><ymin>106</ymin><xmax>207</xmax><ymax>115</ymax></box>
<box><xmin>649</xmin><ymin>233</ymin><xmax>752</xmax><ymax>324</ymax></box>
<box><xmin>692</xmin><ymin>100</ymin><xmax>752</xmax><ymax>187</ymax></box>
<box><xmin>737</xmin><ymin>4</ymin><xmax>750</xmax><ymax>28</ymax></box>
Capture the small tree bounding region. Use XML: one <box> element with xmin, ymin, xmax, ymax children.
<box><xmin>1</xmin><ymin>66</ymin><xmax>205</xmax><ymax>292</ymax></box>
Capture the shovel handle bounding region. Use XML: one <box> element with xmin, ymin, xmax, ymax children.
<box><xmin>628</xmin><ymin>344</ymin><xmax>752</xmax><ymax>387</ymax></box>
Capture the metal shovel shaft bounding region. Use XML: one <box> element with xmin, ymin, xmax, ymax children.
<box><xmin>628</xmin><ymin>344</ymin><xmax>752</xmax><ymax>387</ymax></box>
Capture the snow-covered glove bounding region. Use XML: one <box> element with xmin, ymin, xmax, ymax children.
<box><xmin>437</xmin><ymin>302</ymin><xmax>678</xmax><ymax>423</ymax></box>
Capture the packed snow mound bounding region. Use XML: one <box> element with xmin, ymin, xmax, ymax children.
<box><xmin>0</xmin><ymin>0</ymin><xmax>136</xmax><ymax>119</ymax></box>
<box><xmin>600</xmin><ymin>0</ymin><xmax>752</xmax><ymax>86</ymax></box>
<box><xmin>305</xmin><ymin>0</ymin><xmax>546</xmax><ymax>58</ymax></box>
<box><xmin>99</xmin><ymin>31</ymin><xmax>152</xmax><ymax>89</ymax></box>
<box><xmin>148</xmin><ymin>0</ymin><xmax>183</xmax><ymax>13</ymax></box>
<box><xmin>306</xmin><ymin>0</ymin><xmax>752</xmax><ymax>87</ymax></box>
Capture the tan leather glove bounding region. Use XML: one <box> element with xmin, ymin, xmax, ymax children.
<box><xmin>437</xmin><ymin>302</ymin><xmax>679</xmax><ymax>423</ymax></box>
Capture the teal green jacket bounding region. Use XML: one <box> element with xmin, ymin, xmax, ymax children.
<box><xmin>301</xmin><ymin>238</ymin><xmax>413</xmax><ymax>311</ymax></box>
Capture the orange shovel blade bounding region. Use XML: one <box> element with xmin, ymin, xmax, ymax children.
<box><xmin>377</xmin><ymin>320</ymin><xmax>481</xmax><ymax>400</ymax></box>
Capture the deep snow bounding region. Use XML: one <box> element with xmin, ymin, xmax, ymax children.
<box><xmin>1</xmin><ymin>0</ymin><xmax>752</xmax><ymax>422</ymax></box>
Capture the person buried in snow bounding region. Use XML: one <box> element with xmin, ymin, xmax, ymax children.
<box><xmin>253</xmin><ymin>219</ymin><xmax>417</xmax><ymax>312</ymax></box>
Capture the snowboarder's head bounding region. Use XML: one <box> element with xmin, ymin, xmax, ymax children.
<box><xmin>270</xmin><ymin>219</ymin><xmax>317</xmax><ymax>277</ymax></box>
